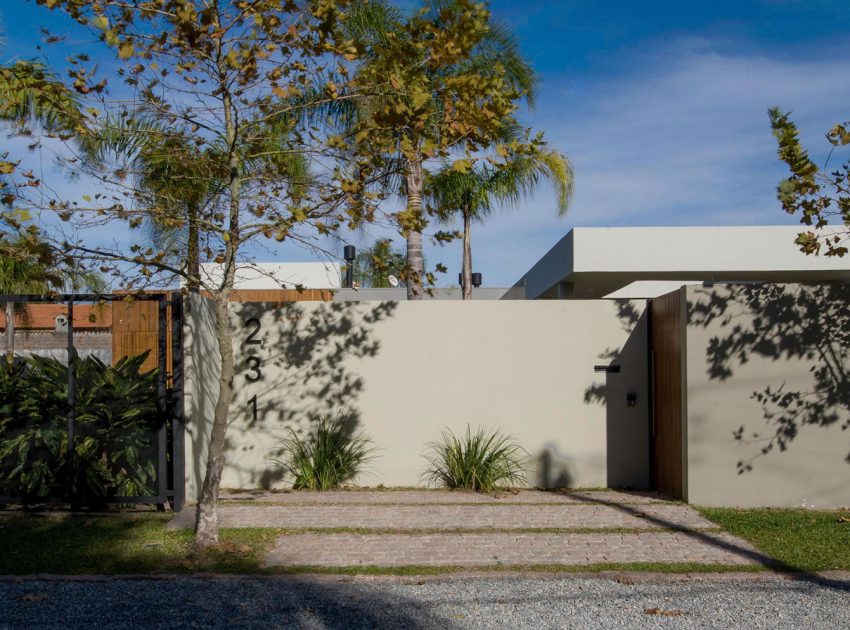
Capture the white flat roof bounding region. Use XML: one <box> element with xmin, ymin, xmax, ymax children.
<box><xmin>517</xmin><ymin>226</ymin><xmax>850</xmax><ymax>299</ymax></box>
<box><xmin>195</xmin><ymin>262</ymin><xmax>342</xmax><ymax>290</ymax></box>
<box><xmin>603</xmin><ymin>280</ymin><xmax>704</xmax><ymax>300</ymax></box>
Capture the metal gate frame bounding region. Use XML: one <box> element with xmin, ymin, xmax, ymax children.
<box><xmin>0</xmin><ymin>292</ymin><xmax>184</xmax><ymax>510</ymax></box>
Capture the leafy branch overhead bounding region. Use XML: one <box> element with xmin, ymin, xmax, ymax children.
<box><xmin>769</xmin><ymin>107</ymin><xmax>850</xmax><ymax>257</ymax></box>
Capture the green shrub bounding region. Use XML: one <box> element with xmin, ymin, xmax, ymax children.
<box><xmin>270</xmin><ymin>416</ymin><xmax>375</xmax><ymax>491</ymax></box>
<box><xmin>0</xmin><ymin>352</ymin><xmax>164</xmax><ymax>500</ymax></box>
<box><xmin>422</xmin><ymin>425</ymin><xmax>528</xmax><ymax>493</ymax></box>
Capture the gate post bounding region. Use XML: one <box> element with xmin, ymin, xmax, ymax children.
<box><xmin>169</xmin><ymin>293</ymin><xmax>186</xmax><ymax>512</ymax></box>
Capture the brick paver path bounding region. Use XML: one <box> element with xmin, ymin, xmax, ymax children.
<box><xmin>264</xmin><ymin>531</ymin><xmax>762</xmax><ymax>567</ymax></box>
<box><xmin>169</xmin><ymin>490</ymin><xmax>766</xmax><ymax>568</ymax></box>
<box><xmin>219</xmin><ymin>489</ymin><xmax>671</xmax><ymax>505</ymax></box>
<box><xmin>168</xmin><ymin>503</ymin><xmax>713</xmax><ymax>530</ymax></box>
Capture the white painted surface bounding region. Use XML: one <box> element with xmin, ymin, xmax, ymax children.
<box><xmin>571</xmin><ymin>226</ymin><xmax>850</xmax><ymax>273</ymax></box>
<box><xmin>604</xmin><ymin>280</ymin><xmax>704</xmax><ymax>299</ymax></box>
<box><xmin>685</xmin><ymin>284</ymin><xmax>850</xmax><ymax>508</ymax></box>
<box><xmin>183</xmin><ymin>298</ymin><xmax>645</xmax><ymax>498</ymax></box>
<box><xmin>517</xmin><ymin>226</ymin><xmax>850</xmax><ymax>299</ymax></box>
<box><xmin>192</xmin><ymin>262</ymin><xmax>342</xmax><ymax>290</ymax></box>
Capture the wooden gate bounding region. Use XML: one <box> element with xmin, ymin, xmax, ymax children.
<box><xmin>649</xmin><ymin>288</ymin><xmax>685</xmax><ymax>499</ymax></box>
<box><xmin>112</xmin><ymin>289</ymin><xmax>332</xmax><ymax>375</ymax></box>
<box><xmin>112</xmin><ymin>298</ymin><xmax>172</xmax><ymax>375</ymax></box>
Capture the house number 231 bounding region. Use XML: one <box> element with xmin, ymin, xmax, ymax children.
<box><xmin>244</xmin><ymin>317</ymin><xmax>262</xmax><ymax>423</ymax></box>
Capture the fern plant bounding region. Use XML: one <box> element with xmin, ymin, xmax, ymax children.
<box><xmin>270</xmin><ymin>416</ymin><xmax>375</xmax><ymax>491</ymax></box>
<box><xmin>422</xmin><ymin>425</ymin><xmax>528</xmax><ymax>493</ymax></box>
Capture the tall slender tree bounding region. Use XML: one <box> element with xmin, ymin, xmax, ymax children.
<box><xmin>344</xmin><ymin>0</ymin><xmax>537</xmax><ymax>298</ymax></box>
<box><xmin>79</xmin><ymin>114</ymin><xmax>308</xmax><ymax>292</ymax></box>
<box><xmin>429</xmin><ymin>147</ymin><xmax>573</xmax><ymax>299</ymax></box>
<box><xmin>0</xmin><ymin>255</ymin><xmax>52</xmax><ymax>364</ymax></box>
<box><xmin>0</xmin><ymin>55</ymin><xmax>87</xmax><ymax>361</ymax></box>
<box><xmin>0</xmin><ymin>235</ymin><xmax>102</xmax><ymax>363</ymax></box>
<box><xmin>11</xmin><ymin>0</ymin><xmax>511</xmax><ymax>548</ymax></box>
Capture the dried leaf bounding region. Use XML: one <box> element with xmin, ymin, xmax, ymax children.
<box><xmin>644</xmin><ymin>607</ymin><xmax>686</xmax><ymax>617</ymax></box>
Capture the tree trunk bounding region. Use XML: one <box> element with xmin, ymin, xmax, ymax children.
<box><xmin>193</xmin><ymin>293</ymin><xmax>235</xmax><ymax>547</ymax></box>
<box><xmin>194</xmin><ymin>57</ymin><xmax>240</xmax><ymax>547</ymax></box>
<box><xmin>4</xmin><ymin>301</ymin><xmax>14</xmax><ymax>364</ymax></box>
<box><xmin>405</xmin><ymin>157</ymin><xmax>425</xmax><ymax>300</ymax></box>
<box><xmin>187</xmin><ymin>203</ymin><xmax>200</xmax><ymax>294</ymax></box>
<box><xmin>462</xmin><ymin>211</ymin><xmax>472</xmax><ymax>301</ymax></box>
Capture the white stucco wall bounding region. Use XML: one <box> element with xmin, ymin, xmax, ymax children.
<box><xmin>193</xmin><ymin>262</ymin><xmax>342</xmax><ymax>290</ymax></box>
<box><xmin>685</xmin><ymin>283</ymin><xmax>850</xmax><ymax>508</ymax></box>
<box><xmin>182</xmin><ymin>297</ymin><xmax>645</xmax><ymax>499</ymax></box>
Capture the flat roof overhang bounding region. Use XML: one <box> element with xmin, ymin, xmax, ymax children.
<box><xmin>514</xmin><ymin>226</ymin><xmax>850</xmax><ymax>300</ymax></box>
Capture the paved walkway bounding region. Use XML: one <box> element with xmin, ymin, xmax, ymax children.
<box><xmin>264</xmin><ymin>531</ymin><xmax>759</xmax><ymax>567</ymax></box>
<box><xmin>219</xmin><ymin>489</ymin><xmax>671</xmax><ymax>505</ymax></box>
<box><xmin>168</xmin><ymin>503</ymin><xmax>715</xmax><ymax>531</ymax></box>
<box><xmin>169</xmin><ymin>490</ymin><xmax>766</xmax><ymax>569</ymax></box>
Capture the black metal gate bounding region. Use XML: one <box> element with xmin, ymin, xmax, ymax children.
<box><xmin>0</xmin><ymin>293</ymin><xmax>184</xmax><ymax>510</ymax></box>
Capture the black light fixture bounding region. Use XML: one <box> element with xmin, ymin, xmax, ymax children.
<box><xmin>458</xmin><ymin>272</ymin><xmax>484</xmax><ymax>289</ymax></box>
<box><xmin>593</xmin><ymin>364</ymin><xmax>621</xmax><ymax>373</ymax></box>
<box><xmin>343</xmin><ymin>245</ymin><xmax>356</xmax><ymax>288</ymax></box>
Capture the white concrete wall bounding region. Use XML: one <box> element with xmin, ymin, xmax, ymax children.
<box><xmin>183</xmin><ymin>298</ymin><xmax>645</xmax><ymax>498</ymax></box>
<box><xmin>194</xmin><ymin>262</ymin><xmax>342</xmax><ymax>290</ymax></box>
<box><xmin>685</xmin><ymin>283</ymin><xmax>850</xmax><ymax>508</ymax></box>
<box><xmin>573</xmin><ymin>226</ymin><xmax>850</xmax><ymax>273</ymax></box>
<box><xmin>516</xmin><ymin>227</ymin><xmax>850</xmax><ymax>299</ymax></box>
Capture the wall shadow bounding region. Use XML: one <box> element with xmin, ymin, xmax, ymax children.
<box><xmin>688</xmin><ymin>282</ymin><xmax>850</xmax><ymax>472</ymax></box>
<box><xmin>582</xmin><ymin>300</ymin><xmax>651</xmax><ymax>490</ymax></box>
<box><xmin>226</xmin><ymin>300</ymin><xmax>398</xmax><ymax>489</ymax></box>
<box><xmin>535</xmin><ymin>448</ymin><xmax>574</xmax><ymax>489</ymax></box>
<box><xmin>583</xmin><ymin>299</ymin><xmax>643</xmax><ymax>406</ymax></box>
<box><xmin>543</xmin><ymin>489</ymin><xmax>850</xmax><ymax>593</ymax></box>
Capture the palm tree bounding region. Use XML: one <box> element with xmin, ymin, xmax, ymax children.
<box><xmin>0</xmin><ymin>255</ymin><xmax>52</xmax><ymax>363</ymax></box>
<box><xmin>80</xmin><ymin>112</ymin><xmax>309</xmax><ymax>292</ymax></box>
<box><xmin>0</xmin><ymin>236</ymin><xmax>105</xmax><ymax>363</ymax></box>
<box><xmin>429</xmin><ymin>148</ymin><xmax>574</xmax><ymax>300</ymax></box>
<box><xmin>0</xmin><ymin>60</ymin><xmax>83</xmax><ymax>135</ymax></box>
<box><xmin>77</xmin><ymin>115</ymin><xmax>220</xmax><ymax>292</ymax></box>
<box><xmin>342</xmin><ymin>0</ymin><xmax>537</xmax><ymax>299</ymax></box>
<box><xmin>0</xmin><ymin>59</ymin><xmax>87</xmax><ymax>361</ymax></box>
<box><xmin>353</xmin><ymin>239</ymin><xmax>407</xmax><ymax>288</ymax></box>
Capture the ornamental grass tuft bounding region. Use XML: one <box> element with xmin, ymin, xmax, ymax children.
<box><xmin>270</xmin><ymin>415</ymin><xmax>375</xmax><ymax>491</ymax></box>
<box><xmin>422</xmin><ymin>425</ymin><xmax>527</xmax><ymax>493</ymax></box>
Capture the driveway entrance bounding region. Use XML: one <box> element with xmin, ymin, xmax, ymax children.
<box><xmin>169</xmin><ymin>489</ymin><xmax>765</xmax><ymax>570</ymax></box>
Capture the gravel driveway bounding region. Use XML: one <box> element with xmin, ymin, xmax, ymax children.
<box><xmin>1</xmin><ymin>574</ymin><xmax>848</xmax><ymax>629</ymax></box>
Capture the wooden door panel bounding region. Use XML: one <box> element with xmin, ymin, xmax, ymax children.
<box><xmin>650</xmin><ymin>290</ymin><xmax>684</xmax><ymax>499</ymax></box>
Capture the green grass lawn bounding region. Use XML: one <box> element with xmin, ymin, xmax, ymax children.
<box><xmin>0</xmin><ymin>514</ymin><xmax>278</xmax><ymax>575</ymax></box>
<box><xmin>1</xmin><ymin>507</ymin><xmax>848</xmax><ymax>576</ymax></box>
<box><xmin>0</xmin><ymin>513</ymin><xmax>742</xmax><ymax>576</ymax></box>
<box><xmin>699</xmin><ymin>507</ymin><xmax>850</xmax><ymax>573</ymax></box>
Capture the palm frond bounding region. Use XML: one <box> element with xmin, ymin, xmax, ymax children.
<box><xmin>0</xmin><ymin>61</ymin><xmax>84</xmax><ymax>136</ymax></box>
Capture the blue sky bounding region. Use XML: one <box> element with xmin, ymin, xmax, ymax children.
<box><xmin>2</xmin><ymin>1</ymin><xmax>849</xmax><ymax>287</ymax></box>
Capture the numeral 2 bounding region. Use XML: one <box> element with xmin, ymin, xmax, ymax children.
<box><xmin>244</xmin><ymin>318</ymin><xmax>262</xmax><ymax>345</ymax></box>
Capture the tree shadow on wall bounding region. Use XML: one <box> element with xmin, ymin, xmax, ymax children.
<box><xmin>227</xmin><ymin>300</ymin><xmax>398</xmax><ymax>489</ymax></box>
<box><xmin>535</xmin><ymin>448</ymin><xmax>573</xmax><ymax>489</ymax></box>
<box><xmin>688</xmin><ymin>282</ymin><xmax>850</xmax><ymax>472</ymax></box>
<box><xmin>583</xmin><ymin>299</ymin><xmax>644</xmax><ymax>406</ymax></box>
